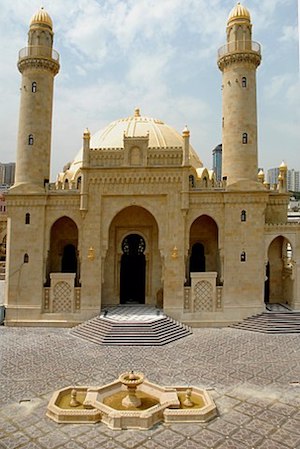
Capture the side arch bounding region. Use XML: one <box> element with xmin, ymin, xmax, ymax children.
<box><xmin>188</xmin><ymin>214</ymin><xmax>220</xmax><ymax>285</ymax></box>
<box><xmin>46</xmin><ymin>216</ymin><xmax>79</xmax><ymax>286</ymax></box>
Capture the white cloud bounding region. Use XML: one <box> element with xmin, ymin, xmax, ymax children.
<box><xmin>279</xmin><ymin>24</ymin><xmax>299</xmax><ymax>42</ymax></box>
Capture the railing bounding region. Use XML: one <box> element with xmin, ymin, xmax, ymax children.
<box><xmin>19</xmin><ymin>46</ymin><xmax>60</xmax><ymax>62</ymax></box>
<box><xmin>218</xmin><ymin>40</ymin><xmax>261</xmax><ymax>58</ymax></box>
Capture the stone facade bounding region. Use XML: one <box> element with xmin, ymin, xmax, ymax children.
<box><xmin>4</xmin><ymin>4</ymin><xmax>300</xmax><ymax>327</ymax></box>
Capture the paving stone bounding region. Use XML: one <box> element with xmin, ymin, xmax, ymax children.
<box><xmin>114</xmin><ymin>432</ymin><xmax>148</xmax><ymax>448</ymax></box>
<box><xmin>207</xmin><ymin>418</ymin><xmax>238</xmax><ymax>436</ymax></box>
<box><xmin>231</xmin><ymin>427</ymin><xmax>264</xmax><ymax>446</ymax></box>
<box><xmin>221</xmin><ymin>410</ymin><xmax>252</xmax><ymax>426</ymax></box>
<box><xmin>0</xmin><ymin>327</ymin><xmax>299</xmax><ymax>449</ymax></box>
<box><xmin>152</xmin><ymin>428</ymin><xmax>186</xmax><ymax>448</ymax></box>
<box><xmin>271</xmin><ymin>428</ymin><xmax>300</xmax><ymax>447</ymax></box>
<box><xmin>256</xmin><ymin>439</ymin><xmax>290</xmax><ymax>449</ymax></box>
<box><xmin>244</xmin><ymin>418</ymin><xmax>276</xmax><ymax>437</ymax></box>
<box><xmin>191</xmin><ymin>428</ymin><xmax>225</xmax><ymax>447</ymax></box>
<box><xmin>281</xmin><ymin>418</ymin><xmax>300</xmax><ymax>436</ymax></box>
<box><xmin>0</xmin><ymin>433</ymin><xmax>31</xmax><ymax>449</ymax></box>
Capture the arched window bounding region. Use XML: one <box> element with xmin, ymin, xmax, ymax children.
<box><xmin>23</xmin><ymin>253</ymin><xmax>29</xmax><ymax>264</ymax></box>
<box><xmin>189</xmin><ymin>175</ymin><xmax>195</xmax><ymax>188</ymax></box>
<box><xmin>241</xmin><ymin>210</ymin><xmax>246</xmax><ymax>222</ymax></box>
<box><xmin>242</xmin><ymin>77</ymin><xmax>247</xmax><ymax>88</ymax></box>
<box><xmin>242</xmin><ymin>133</ymin><xmax>248</xmax><ymax>144</ymax></box>
<box><xmin>76</xmin><ymin>176</ymin><xmax>82</xmax><ymax>189</ymax></box>
<box><xmin>240</xmin><ymin>251</ymin><xmax>246</xmax><ymax>262</ymax></box>
<box><xmin>28</xmin><ymin>134</ymin><xmax>34</xmax><ymax>145</ymax></box>
<box><xmin>25</xmin><ymin>213</ymin><xmax>30</xmax><ymax>224</ymax></box>
<box><xmin>64</xmin><ymin>179</ymin><xmax>69</xmax><ymax>190</ymax></box>
<box><xmin>286</xmin><ymin>243</ymin><xmax>292</xmax><ymax>260</ymax></box>
<box><xmin>32</xmin><ymin>82</ymin><xmax>37</xmax><ymax>93</ymax></box>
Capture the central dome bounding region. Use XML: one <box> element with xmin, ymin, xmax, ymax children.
<box><xmin>68</xmin><ymin>109</ymin><xmax>202</xmax><ymax>176</ymax></box>
<box><xmin>90</xmin><ymin>108</ymin><xmax>191</xmax><ymax>148</ymax></box>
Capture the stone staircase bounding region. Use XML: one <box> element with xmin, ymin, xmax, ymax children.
<box><xmin>70</xmin><ymin>305</ymin><xmax>192</xmax><ymax>346</ymax></box>
<box><xmin>231</xmin><ymin>309</ymin><xmax>300</xmax><ymax>334</ymax></box>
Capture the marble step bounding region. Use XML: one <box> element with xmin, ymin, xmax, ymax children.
<box><xmin>70</xmin><ymin>307</ymin><xmax>192</xmax><ymax>346</ymax></box>
<box><xmin>231</xmin><ymin>312</ymin><xmax>300</xmax><ymax>333</ymax></box>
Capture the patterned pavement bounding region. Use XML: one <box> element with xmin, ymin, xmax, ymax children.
<box><xmin>0</xmin><ymin>326</ymin><xmax>300</xmax><ymax>449</ymax></box>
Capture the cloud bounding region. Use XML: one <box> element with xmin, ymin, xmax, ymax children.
<box><xmin>279</xmin><ymin>25</ymin><xmax>299</xmax><ymax>42</ymax></box>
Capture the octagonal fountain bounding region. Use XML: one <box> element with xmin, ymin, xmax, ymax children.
<box><xmin>47</xmin><ymin>371</ymin><xmax>217</xmax><ymax>430</ymax></box>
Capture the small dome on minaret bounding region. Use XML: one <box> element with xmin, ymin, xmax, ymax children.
<box><xmin>30</xmin><ymin>7</ymin><xmax>53</xmax><ymax>29</ymax></box>
<box><xmin>227</xmin><ymin>2</ymin><xmax>251</xmax><ymax>24</ymax></box>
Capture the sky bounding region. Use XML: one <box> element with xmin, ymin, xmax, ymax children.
<box><xmin>0</xmin><ymin>0</ymin><xmax>299</xmax><ymax>180</ymax></box>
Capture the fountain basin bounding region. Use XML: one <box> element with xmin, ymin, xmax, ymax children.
<box><xmin>46</xmin><ymin>386</ymin><xmax>101</xmax><ymax>423</ymax></box>
<box><xmin>164</xmin><ymin>386</ymin><xmax>217</xmax><ymax>423</ymax></box>
<box><xmin>47</xmin><ymin>374</ymin><xmax>217</xmax><ymax>429</ymax></box>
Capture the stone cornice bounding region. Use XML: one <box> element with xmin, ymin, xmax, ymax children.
<box><xmin>218</xmin><ymin>52</ymin><xmax>261</xmax><ymax>70</ymax></box>
<box><xmin>265</xmin><ymin>223</ymin><xmax>300</xmax><ymax>231</ymax></box>
<box><xmin>18</xmin><ymin>57</ymin><xmax>59</xmax><ymax>75</ymax></box>
<box><xmin>89</xmin><ymin>174</ymin><xmax>182</xmax><ymax>185</ymax></box>
<box><xmin>6</xmin><ymin>197</ymin><xmax>47</xmax><ymax>207</ymax></box>
<box><xmin>224</xmin><ymin>192</ymin><xmax>269</xmax><ymax>204</ymax></box>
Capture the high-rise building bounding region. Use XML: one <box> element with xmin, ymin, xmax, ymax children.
<box><xmin>268</xmin><ymin>167</ymin><xmax>300</xmax><ymax>192</ymax></box>
<box><xmin>212</xmin><ymin>144</ymin><xmax>222</xmax><ymax>182</ymax></box>
<box><xmin>267</xmin><ymin>167</ymin><xmax>280</xmax><ymax>186</ymax></box>
<box><xmin>287</xmin><ymin>169</ymin><xmax>300</xmax><ymax>192</ymax></box>
<box><xmin>0</xmin><ymin>163</ymin><xmax>15</xmax><ymax>187</ymax></box>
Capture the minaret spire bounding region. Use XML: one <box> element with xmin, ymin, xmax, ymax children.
<box><xmin>217</xmin><ymin>3</ymin><xmax>261</xmax><ymax>187</ymax></box>
<box><xmin>13</xmin><ymin>7</ymin><xmax>59</xmax><ymax>190</ymax></box>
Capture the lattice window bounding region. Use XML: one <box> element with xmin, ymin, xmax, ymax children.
<box><xmin>194</xmin><ymin>280</ymin><xmax>213</xmax><ymax>312</ymax></box>
<box><xmin>53</xmin><ymin>281</ymin><xmax>72</xmax><ymax>313</ymax></box>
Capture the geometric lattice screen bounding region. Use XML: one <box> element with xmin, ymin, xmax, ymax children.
<box><xmin>194</xmin><ymin>280</ymin><xmax>213</xmax><ymax>312</ymax></box>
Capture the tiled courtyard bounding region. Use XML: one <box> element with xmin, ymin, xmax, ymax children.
<box><xmin>0</xmin><ymin>326</ymin><xmax>300</xmax><ymax>449</ymax></box>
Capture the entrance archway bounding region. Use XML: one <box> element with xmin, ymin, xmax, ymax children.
<box><xmin>103</xmin><ymin>205</ymin><xmax>161</xmax><ymax>306</ymax></box>
<box><xmin>120</xmin><ymin>234</ymin><xmax>146</xmax><ymax>304</ymax></box>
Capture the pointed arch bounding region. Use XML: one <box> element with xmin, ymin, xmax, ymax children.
<box><xmin>47</xmin><ymin>216</ymin><xmax>79</xmax><ymax>286</ymax></box>
<box><xmin>265</xmin><ymin>235</ymin><xmax>294</xmax><ymax>306</ymax></box>
<box><xmin>188</xmin><ymin>215</ymin><xmax>220</xmax><ymax>285</ymax></box>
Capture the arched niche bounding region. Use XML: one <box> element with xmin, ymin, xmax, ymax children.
<box><xmin>188</xmin><ymin>215</ymin><xmax>220</xmax><ymax>285</ymax></box>
<box><xmin>265</xmin><ymin>236</ymin><xmax>294</xmax><ymax>307</ymax></box>
<box><xmin>46</xmin><ymin>217</ymin><xmax>79</xmax><ymax>286</ymax></box>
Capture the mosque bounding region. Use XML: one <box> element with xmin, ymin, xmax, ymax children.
<box><xmin>4</xmin><ymin>3</ymin><xmax>300</xmax><ymax>327</ymax></box>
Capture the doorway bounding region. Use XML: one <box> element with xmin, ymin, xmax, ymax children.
<box><xmin>120</xmin><ymin>234</ymin><xmax>146</xmax><ymax>304</ymax></box>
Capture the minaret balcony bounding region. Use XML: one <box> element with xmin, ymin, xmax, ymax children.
<box><xmin>218</xmin><ymin>40</ymin><xmax>261</xmax><ymax>58</ymax></box>
<box><xmin>19</xmin><ymin>46</ymin><xmax>60</xmax><ymax>62</ymax></box>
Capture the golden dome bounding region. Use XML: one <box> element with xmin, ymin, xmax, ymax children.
<box><xmin>30</xmin><ymin>7</ymin><xmax>53</xmax><ymax>28</ymax></box>
<box><xmin>228</xmin><ymin>3</ymin><xmax>251</xmax><ymax>23</ymax></box>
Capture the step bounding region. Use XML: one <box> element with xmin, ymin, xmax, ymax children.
<box><xmin>231</xmin><ymin>311</ymin><xmax>300</xmax><ymax>334</ymax></box>
<box><xmin>70</xmin><ymin>306</ymin><xmax>192</xmax><ymax>346</ymax></box>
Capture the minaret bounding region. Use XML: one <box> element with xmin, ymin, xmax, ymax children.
<box><xmin>217</xmin><ymin>3</ymin><xmax>261</xmax><ymax>186</ymax></box>
<box><xmin>14</xmin><ymin>8</ymin><xmax>59</xmax><ymax>190</ymax></box>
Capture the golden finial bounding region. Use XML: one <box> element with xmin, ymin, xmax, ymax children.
<box><xmin>134</xmin><ymin>107</ymin><xmax>141</xmax><ymax>118</ymax></box>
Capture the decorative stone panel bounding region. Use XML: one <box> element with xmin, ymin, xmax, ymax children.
<box><xmin>216</xmin><ymin>286</ymin><xmax>223</xmax><ymax>310</ymax></box>
<box><xmin>43</xmin><ymin>273</ymin><xmax>80</xmax><ymax>313</ymax></box>
<box><xmin>194</xmin><ymin>280</ymin><xmax>213</xmax><ymax>312</ymax></box>
<box><xmin>190</xmin><ymin>272</ymin><xmax>217</xmax><ymax>313</ymax></box>
<box><xmin>184</xmin><ymin>287</ymin><xmax>191</xmax><ymax>312</ymax></box>
<box><xmin>53</xmin><ymin>281</ymin><xmax>72</xmax><ymax>312</ymax></box>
